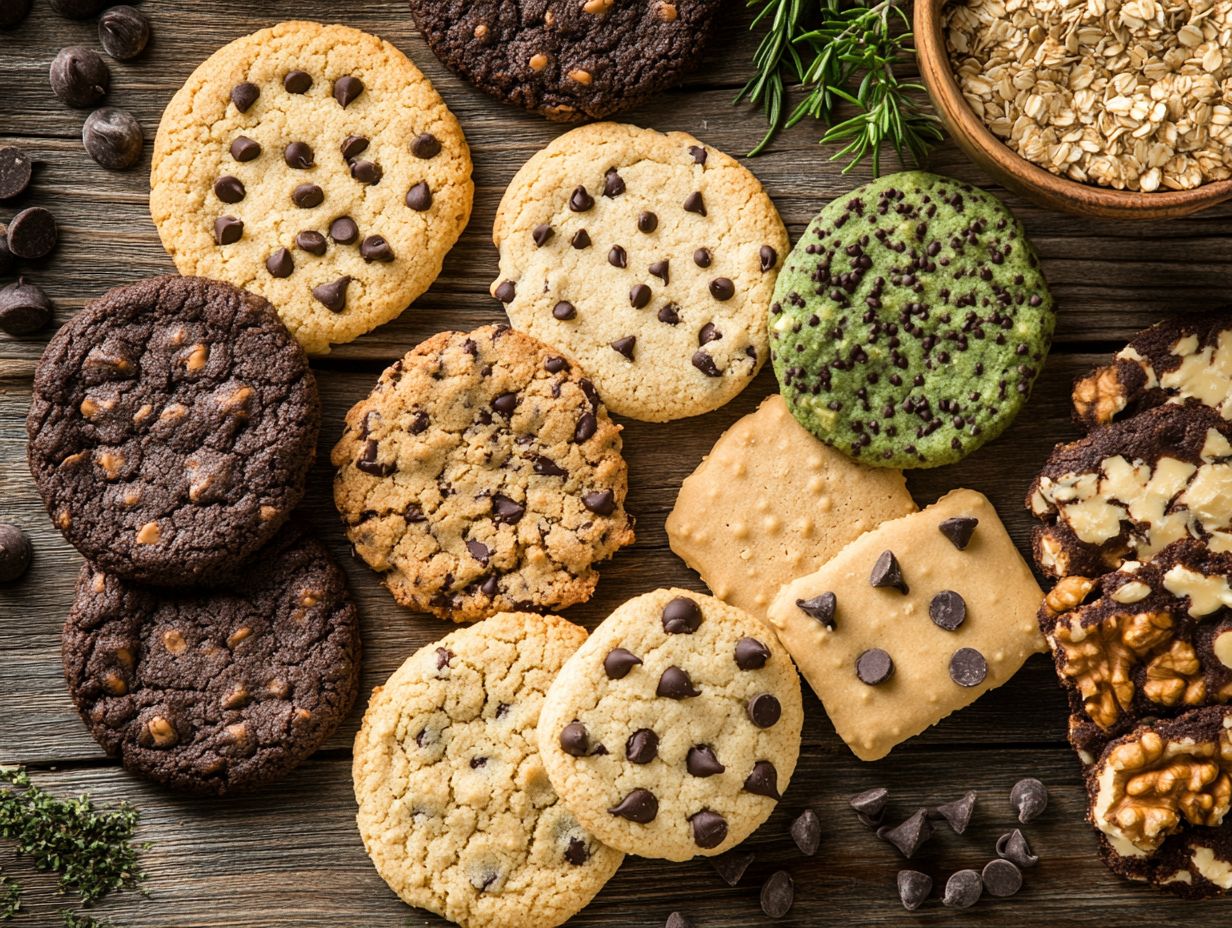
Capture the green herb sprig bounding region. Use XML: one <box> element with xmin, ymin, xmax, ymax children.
<box><xmin>737</xmin><ymin>0</ymin><xmax>944</xmax><ymax>173</ymax></box>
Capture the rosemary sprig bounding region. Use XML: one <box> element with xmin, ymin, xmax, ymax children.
<box><xmin>738</xmin><ymin>0</ymin><xmax>944</xmax><ymax>172</ymax></box>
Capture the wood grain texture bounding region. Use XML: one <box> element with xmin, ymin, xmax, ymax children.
<box><xmin>0</xmin><ymin>1</ymin><xmax>1228</xmax><ymax>925</ymax></box>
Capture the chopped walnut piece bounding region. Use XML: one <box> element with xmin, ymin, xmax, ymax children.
<box><xmin>1143</xmin><ymin>640</ymin><xmax>1207</xmax><ymax>707</ymax></box>
<box><xmin>1044</xmin><ymin>575</ymin><xmax>1097</xmax><ymax>617</ymax></box>
<box><xmin>1072</xmin><ymin>365</ymin><xmax>1127</xmax><ymax>427</ymax></box>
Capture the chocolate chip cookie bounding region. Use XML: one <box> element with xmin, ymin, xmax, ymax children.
<box><xmin>408</xmin><ymin>1</ymin><xmax>722</xmax><ymax>122</ymax></box>
<box><xmin>150</xmin><ymin>21</ymin><xmax>473</xmax><ymax>354</ymax></box>
<box><xmin>353</xmin><ymin>611</ymin><xmax>623</xmax><ymax>928</ymax></box>
<box><xmin>62</xmin><ymin>522</ymin><xmax>361</xmax><ymax>796</ymax></box>
<box><xmin>537</xmin><ymin>589</ymin><xmax>803</xmax><ymax>860</ymax></box>
<box><xmin>492</xmin><ymin>123</ymin><xmax>789</xmax><ymax>422</ymax></box>
<box><xmin>332</xmin><ymin>324</ymin><xmax>635</xmax><ymax>621</ymax></box>
<box><xmin>27</xmin><ymin>275</ymin><xmax>318</xmax><ymax>587</ymax></box>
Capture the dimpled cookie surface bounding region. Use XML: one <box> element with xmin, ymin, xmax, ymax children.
<box><xmin>62</xmin><ymin>523</ymin><xmax>361</xmax><ymax>796</ymax></box>
<box><xmin>493</xmin><ymin>122</ymin><xmax>789</xmax><ymax>422</ymax></box>
<box><xmin>770</xmin><ymin>171</ymin><xmax>1054</xmax><ymax>467</ymax></box>
<box><xmin>537</xmin><ymin>588</ymin><xmax>803</xmax><ymax>860</ymax></box>
<box><xmin>332</xmin><ymin>325</ymin><xmax>634</xmax><ymax>621</ymax></box>
<box><xmin>150</xmin><ymin>21</ymin><xmax>473</xmax><ymax>354</ymax></box>
<box><xmin>26</xmin><ymin>275</ymin><xmax>319</xmax><ymax>587</ymax></box>
<box><xmin>353</xmin><ymin>612</ymin><xmax>623</xmax><ymax>928</ymax></box>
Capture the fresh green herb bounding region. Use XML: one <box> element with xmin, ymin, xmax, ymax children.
<box><xmin>0</xmin><ymin>872</ymin><xmax>19</xmax><ymax>920</ymax></box>
<box><xmin>63</xmin><ymin>911</ymin><xmax>116</xmax><ymax>928</ymax></box>
<box><xmin>737</xmin><ymin>0</ymin><xmax>944</xmax><ymax>173</ymax></box>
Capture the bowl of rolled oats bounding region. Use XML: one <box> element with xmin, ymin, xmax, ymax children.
<box><xmin>916</xmin><ymin>0</ymin><xmax>1232</xmax><ymax>218</ymax></box>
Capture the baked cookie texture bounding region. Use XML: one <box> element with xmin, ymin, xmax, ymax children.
<box><xmin>770</xmin><ymin>171</ymin><xmax>1054</xmax><ymax>468</ymax></box>
<box><xmin>1073</xmin><ymin>310</ymin><xmax>1232</xmax><ymax>428</ymax></box>
<box><xmin>150</xmin><ymin>21</ymin><xmax>473</xmax><ymax>355</ymax></box>
<box><xmin>353</xmin><ymin>611</ymin><xmax>622</xmax><ymax>928</ymax></box>
<box><xmin>492</xmin><ymin>122</ymin><xmax>789</xmax><ymax>422</ymax></box>
<box><xmin>767</xmin><ymin>489</ymin><xmax>1045</xmax><ymax>762</ymax></box>
<box><xmin>333</xmin><ymin>324</ymin><xmax>634</xmax><ymax>621</ymax></box>
<box><xmin>27</xmin><ymin>275</ymin><xmax>319</xmax><ymax>587</ymax></box>
<box><xmin>63</xmin><ymin>523</ymin><xmax>361</xmax><ymax>796</ymax></box>
<box><xmin>537</xmin><ymin>588</ymin><xmax>803</xmax><ymax>861</ymax></box>
<box><xmin>666</xmin><ymin>394</ymin><xmax>917</xmax><ymax>618</ymax></box>
<box><xmin>1028</xmin><ymin>403</ymin><xmax>1232</xmax><ymax>580</ymax></box>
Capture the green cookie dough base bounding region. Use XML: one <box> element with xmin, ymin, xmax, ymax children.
<box><xmin>770</xmin><ymin>171</ymin><xmax>1054</xmax><ymax>468</ymax></box>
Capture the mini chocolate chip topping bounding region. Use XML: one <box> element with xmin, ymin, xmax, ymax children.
<box><xmin>560</xmin><ymin>720</ymin><xmax>590</xmax><ymax>757</ymax></box>
<box><xmin>870</xmin><ymin>549</ymin><xmax>908</xmax><ymax>593</ymax></box>
<box><xmin>746</xmin><ymin>693</ymin><xmax>781</xmax><ymax>728</ymax></box>
<box><xmin>626</xmin><ymin>728</ymin><xmax>659</xmax><ymax>764</ymax></box>
<box><xmin>662</xmin><ymin>596</ymin><xmax>702</xmax><ymax>634</ymax></box>
<box><xmin>942</xmin><ymin>869</ymin><xmax>983</xmax><ymax>909</ymax></box>
<box><xmin>897</xmin><ymin>870</ymin><xmax>932</xmax><ymax>911</ymax></box>
<box><xmin>688</xmin><ymin>144</ymin><xmax>708</xmax><ymax>165</ymax></box>
<box><xmin>570</xmin><ymin>229</ymin><xmax>591</xmax><ymax>249</ymax></box>
<box><xmin>686</xmin><ymin>744</ymin><xmax>724</xmax><ymax>777</ymax></box>
<box><xmin>405</xmin><ymin>181</ymin><xmax>432</xmax><ymax>211</ymax></box>
<box><xmin>411</xmin><ymin>132</ymin><xmax>441</xmax><ymax>158</ymax></box>
<box><xmin>657</xmin><ymin>666</ymin><xmax>700</xmax><ymax>699</ymax></box>
<box><xmin>532</xmin><ymin>223</ymin><xmax>554</xmax><ymax>246</ymax></box>
<box><xmin>932</xmin><ymin>790</ymin><xmax>977</xmax><ymax>834</ymax></box>
<box><xmin>939</xmin><ymin>515</ymin><xmax>979</xmax><ymax>550</ymax></box>
<box><xmin>611</xmin><ymin>335</ymin><xmax>636</xmax><ymax>361</ymax></box>
<box><xmin>856</xmin><ymin>648</ymin><xmax>894</xmax><ymax>685</ymax></box>
<box><xmin>332</xmin><ymin>75</ymin><xmax>364</xmax><ymax>107</ymax></box>
<box><xmin>491</xmin><ymin>493</ymin><xmax>524</xmax><ymax>523</ymax></box>
<box><xmin>982</xmin><ymin>859</ymin><xmax>1022</xmax><ymax>897</ymax></box>
<box><xmin>213</xmin><ymin>175</ymin><xmax>245</xmax><ymax>203</ymax></box>
<box><xmin>657</xmin><ymin>304</ymin><xmax>680</xmax><ymax>325</ymax></box>
<box><xmin>292</xmin><ymin>183</ymin><xmax>324</xmax><ymax>208</ymax></box>
<box><xmin>690</xmin><ymin>809</ymin><xmax>728</xmax><ymax>849</ymax></box>
<box><xmin>683</xmin><ymin>191</ymin><xmax>706</xmax><ymax>215</ymax></box>
<box><xmin>797</xmin><ymin>592</ymin><xmax>837</xmax><ymax>628</ymax></box>
<box><xmin>284</xmin><ymin>141</ymin><xmax>314</xmax><ymax>168</ymax></box>
<box><xmin>743</xmin><ymin>760</ymin><xmax>781</xmax><ymax>799</ymax></box>
<box><xmin>553</xmin><ymin>300</ymin><xmax>576</xmax><ymax>320</ymax></box>
<box><xmin>609</xmin><ymin>788</ymin><xmax>658</xmax><ymax>823</ymax></box>
<box><xmin>266</xmin><ymin>248</ymin><xmax>293</xmax><ymax>278</ymax></box>
<box><xmin>340</xmin><ymin>134</ymin><xmax>369</xmax><ymax>160</ymax></box>
<box><xmin>603</xmin><ymin>647</ymin><xmax>642</xmax><ymax>679</ymax></box>
<box><xmin>350</xmin><ymin>159</ymin><xmax>382</xmax><ymax>184</ymax></box>
<box><xmin>881</xmin><ymin>808</ymin><xmax>932</xmax><ymax>858</ymax></box>
<box><xmin>230</xmin><ymin>81</ymin><xmax>259</xmax><ymax>112</ymax></box>
<box><xmin>603</xmin><ymin>168</ymin><xmax>625</xmax><ymax>197</ymax></box>
<box><xmin>760</xmin><ymin>871</ymin><xmax>794</xmax><ymax>918</ymax></box>
<box><xmin>734</xmin><ymin>636</ymin><xmax>771</xmax><ymax>670</ymax></box>
<box><xmin>638</xmin><ymin>210</ymin><xmax>658</xmax><ymax>233</ymax></box>
<box><xmin>693</xmin><ymin>247</ymin><xmax>712</xmax><ymax>268</ymax></box>
<box><xmin>296</xmin><ymin>230</ymin><xmax>327</xmax><ymax>255</ymax></box>
<box><xmin>569</xmin><ymin>185</ymin><xmax>595</xmax><ymax>212</ymax></box>
<box><xmin>791</xmin><ymin>809</ymin><xmax>821</xmax><ymax>855</ymax></box>
<box><xmin>230</xmin><ymin>136</ymin><xmax>261</xmax><ymax>162</ymax></box>
<box><xmin>1009</xmin><ymin>777</ymin><xmax>1048</xmax><ymax>823</ymax></box>
<box><xmin>312</xmin><ymin>275</ymin><xmax>350</xmax><ymax>312</ymax></box>
<box><xmin>608</xmin><ymin>245</ymin><xmax>627</xmax><ymax>268</ymax></box>
<box><xmin>494</xmin><ymin>280</ymin><xmax>516</xmax><ymax>303</ymax></box>
<box><xmin>996</xmin><ymin>829</ymin><xmax>1039</xmax><ymax>868</ymax></box>
<box><xmin>710</xmin><ymin>852</ymin><xmax>755</xmax><ymax>887</ymax></box>
<box><xmin>709</xmin><ymin>277</ymin><xmax>734</xmax><ymax>301</ymax></box>
<box><xmin>564</xmin><ymin>837</ymin><xmax>589</xmax><ymax>866</ymax></box>
<box><xmin>329</xmin><ymin>216</ymin><xmax>359</xmax><ymax>244</ymax></box>
<box><xmin>759</xmin><ymin>245</ymin><xmax>778</xmax><ymax>271</ymax></box>
<box><xmin>649</xmin><ymin>260</ymin><xmax>669</xmax><ymax>283</ymax></box>
<box><xmin>949</xmin><ymin>647</ymin><xmax>987</xmax><ymax>687</ymax></box>
<box><xmin>360</xmin><ymin>235</ymin><xmax>394</xmax><ymax>262</ymax></box>
<box><xmin>630</xmin><ymin>283</ymin><xmax>652</xmax><ymax>309</ymax></box>
<box><xmin>692</xmin><ymin>352</ymin><xmax>721</xmax><ymax>377</ymax></box>
<box><xmin>283</xmin><ymin>69</ymin><xmax>312</xmax><ymax>93</ymax></box>
<box><xmin>929</xmin><ymin>590</ymin><xmax>967</xmax><ymax>631</ymax></box>
<box><xmin>213</xmin><ymin>215</ymin><xmax>243</xmax><ymax>245</ymax></box>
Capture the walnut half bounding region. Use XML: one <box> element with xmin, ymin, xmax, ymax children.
<box><xmin>1073</xmin><ymin>365</ymin><xmax>1128</xmax><ymax>427</ymax></box>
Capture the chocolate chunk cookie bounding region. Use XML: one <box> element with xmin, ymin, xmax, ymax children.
<box><xmin>150</xmin><ymin>21</ymin><xmax>473</xmax><ymax>354</ymax></box>
<box><xmin>537</xmin><ymin>589</ymin><xmax>803</xmax><ymax>860</ymax></box>
<box><xmin>1073</xmin><ymin>310</ymin><xmax>1232</xmax><ymax>428</ymax></box>
<box><xmin>62</xmin><ymin>523</ymin><xmax>361</xmax><ymax>796</ymax></box>
<box><xmin>408</xmin><ymin>1</ymin><xmax>722</xmax><ymax>122</ymax></box>
<box><xmin>27</xmin><ymin>276</ymin><xmax>318</xmax><ymax>587</ymax></box>
<box><xmin>1028</xmin><ymin>403</ymin><xmax>1232</xmax><ymax>579</ymax></box>
<box><xmin>353</xmin><ymin>611</ymin><xmax>623</xmax><ymax>928</ymax></box>
<box><xmin>770</xmin><ymin>171</ymin><xmax>1054</xmax><ymax>468</ymax></box>
<box><xmin>332</xmin><ymin>324</ymin><xmax>635</xmax><ymax>621</ymax></box>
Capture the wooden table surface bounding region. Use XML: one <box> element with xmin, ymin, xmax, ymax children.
<box><xmin>2</xmin><ymin>2</ymin><xmax>1230</xmax><ymax>925</ymax></box>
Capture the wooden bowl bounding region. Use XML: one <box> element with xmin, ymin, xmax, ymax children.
<box><xmin>914</xmin><ymin>0</ymin><xmax>1232</xmax><ymax>220</ymax></box>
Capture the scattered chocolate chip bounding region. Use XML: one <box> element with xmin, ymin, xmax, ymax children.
<box><xmin>690</xmin><ymin>809</ymin><xmax>728</xmax><ymax>849</ymax></box>
<box><xmin>982</xmin><ymin>859</ymin><xmax>1022</xmax><ymax>897</ymax></box>
<box><xmin>882</xmin><ymin>809</ymin><xmax>932</xmax><ymax>858</ymax></box>
<box><xmin>897</xmin><ymin>870</ymin><xmax>932</xmax><ymax>911</ymax></box>
<box><xmin>696</xmin><ymin>322</ymin><xmax>720</xmax><ymax>345</ymax></box>
<box><xmin>545</xmin><ymin>356</ymin><xmax>569</xmax><ymax>373</ymax></box>
<box><xmin>638</xmin><ymin>210</ymin><xmax>658</xmax><ymax>233</ymax></box>
<box><xmin>570</xmin><ymin>229</ymin><xmax>591</xmax><ymax>249</ymax></box>
<box><xmin>664</xmin><ymin>913</ymin><xmax>692</xmax><ymax>928</ymax></box>
<box><xmin>0</xmin><ymin>523</ymin><xmax>31</xmax><ymax>583</ymax></box>
<box><xmin>230</xmin><ymin>136</ymin><xmax>261</xmax><ymax>162</ymax></box>
<box><xmin>760</xmin><ymin>870</ymin><xmax>793</xmax><ymax>918</ymax></box>
<box><xmin>292</xmin><ymin>183</ymin><xmax>324</xmax><ymax>208</ymax></box>
<box><xmin>494</xmin><ymin>280</ymin><xmax>516</xmax><ymax>303</ymax></box>
<box><xmin>284</xmin><ymin>141</ymin><xmax>315</xmax><ymax>169</ymax></box>
<box><xmin>329</xmin><ymin>216</ymin><xmax>358</xmax><ymax>244</ymax></box>
<box><xmin>213</xmin><ymin>215</ymin><xmax>242</xmax><ymax>246</ymax></box>
<box><xmin>856</xmin><ymin>648</ymin><xmax>893</xmax><ymax>685</ymax></box>
<box><xmin>693</xmin><ymin>247</ymin><xmax>712</xmax><ymax>268</ymax></box>
<box><xmin>0</xmin><ymin>0</ymin><xmax>31</xmax><ymax>28</ymax></box>
<box><xmin>609</xmin><ymin>789</ymin><xmax>658</xmax><ymax>823</ymax></box>
<box><xmin>552</xmin><ymin>300</ymin><xmax>576</xmax><ymax>320</ymax></box>
<box><xmin>685</xmin><ymin>745</ymin><xmax>725</xmax><ymax>777</ymax></box>
<box><xmin>333</xmin><ymin>75</ymin><xmax>364</xmax><ymax>107</ymax></box>
<box><xmin>688</xmin><ymin>145</ymin><xmax>708</xmax><ymax>165</ymax></box>
<box><xmin>265</xmin><ymin>248</ymin><xmax>293</xmax><ymax>278</ymax></box>
<box><xmin>356</xmin><ymin>439</ymin><xmax>395</xmax><ymax>476</ymax></box>
<box><xmin>796</xmin><ymin>592</ymin><xmax>837</xmax><ymax>629</ymax></box>
<box><xmin>6</xmin><ymin>207</ymin><xmax>55</xmax><ymax>260</ymax></box>
<box><xmin>411</xmin><ymin>132</ymin><xmax>441</xmax><ymax>158</ymax></box>
<box><xmin>573</xmin><ymin>412</ymin><xmax>596</xmax><ymax>443</ymax></box>
<box><xmin>491</xmin><ymin>494</ymin><xmax>524</xmax><ymax>524</ymax></box>
<box><xmin>684</xmin><ymin>191</ymin><xmax>706</xmax><ymax>215</ymax></box>
<box><xmin>743</xmin><ymin>760</ymin><xmax>781</xmax><ymax>799</ymax></box>
<box><xmin>747</xmin><ymin>693</ymin><xmax>781</xmax><ymax>728</ymax></box>
<box><xmin>560</xmin><ymin>721</ymin><xmax>590</xmax><ymax>757</ymax></box>
<box><xmin>296</xmin><ymin>230</ymin><xmax>327</xmax><ymax>255</ymax></box>
<box><xmin>933</xmin><ymin>790</ymin><xmax>976</xmax><ymax>834</ymax></box>
<box><xmin>340</xmin><ymin>135</ymin><xmax>369</xmax><ymax>160</ymax></box>
<box><xmin>492</xmin><ymin>391</ymin><xmax>517</xmax><ymax>416</ymax></box>
<box><xmin>710</xmin><ymin>852</ymin><xmax>754</xmax><ymax>887</ymax></box>
<box><xmin>759</xmin><ymin>245</ymin><xmax>778</xmax><ymax>271</ymax></box>
<box><xmin>607</xmin><ymin>245</ymin><xmax>627</xmax><ymax>268</ymax></box>
<box><xmin>625</xmin><ymin>728</ymin><xmax>658</xmax><ymax>764</ymax></box>
<box><xmin>230</xmin><ymin>81</ymin><xmax>259</xmax><ymax>112</ymax></box>
<box><xmin>603</xmin><ymin>647</ymin><xmax>641</xmax><ymax>679</ymax></box>
<box><xmin>0</xmin><ymin>277</ymin><xmax>53</xmax><ymax>336</ymax></box>
<box><xmin>630</xmin><ymin>283</ymin><xmax>652</xmax><ymax>309</ymax></box>
<box><xmin>692</xmin><ymin>352</ymin><xmax>721</xmax><ymax>377</ymax></box>
<box><xmin>949</xmin><ymin>648</ymin><xmax>988</xmax><ymax>687</ymax></box>
<box><xmin>649</xmin><ymin>259</ymin><xmax>669</xmax><ymax>283</ymax></box>
<box><xmin>869</xmin><ymin>550</ymin><xmax>908</xmax><ymax>593</ymax></box>
<box><xmin>312</xmin><ymin>275</ymin><xmax>350</xmax><ymax>312</ymax></box>
<box><xmin>662</xmin><ymin>596</ymin><xmax>702</xmax><ymax>634</ymax></box>
<box><xmin>360</xmin><ymin>235</ymin><xmax>394</xmax><ymax>262</ymax></box>
<box><xmin>996</xmin><ymin>829</ymin><xmax>1038</xmax><ymax>868</ymax></box>
<box><xmin>565</xmin><ymin>837</ymin><xmax>589</xmax><ymax>866</ymax></box>
<box><xmin>939</xmin><ymin>516</ymin><xmax>979</xmax><ymax>550</ymax></box>
<box><xmin>734</xmin><ymin>636</ymin><xmax>770</xmax><ymax>670</ymax></box>
<box><xmin>1009</xmin><ymin>778</ymin><xmax>1048</xmax><ymax>823</ymax></box>
<box><xmin>0</xmin><ymin>146</ymin><xmax>33</xmax><ymax>200</ymax></box>
<box><xmin>532</xmin><ymin>223</ymin><xmax>554</xmax><ymax>247</ymax></box>
<box><xmin>435</xmin><ymin>647</ymin><xmax>453</xmax><ymax>669</ymax></box>
<box><xmin>657</xmin><ymin>304</ymin><xmax>679</xmax><ymax>325</ymax></box>
<box><xmin>929</xmin><ymin>591</ymin><xmax>967</xmax><ymax>631</ymax></box>
<box><xmin>943</xmin><ymin>869</ymin><xmax>983</xmax><ymax>909</ymax></box>
<box><xmin>791</xmin><ymin>808</ymin><xmax>821</xmax><ymax>856</ymax></box>
<box><xmin>213</xmin><ymin>175</ymin><xmax>245</xmax><ymax>203</ymax></box>
<box><xmin>611</xmin><ymin>335</ymin><xmax>636</xmax><ymax>360</ymax></box>
<box><xmin>533</xmin><ymin>455</ymin><xmax>567</xmax><ymax>477</ymax></box>
<box><xmin>709</xmin><ymin>278</ymin><xmax>735</xmax><ymax>301</ymax></box>
<box><xmin>603</xmin><ymin>169</ymin><xmax>625</xmax><ymax>197</ymax></box>
<box><xmin>351</xmin><ymin>159</ymin><xmax>382</xmax><ymax>184</ymax></box>
<box><xmin>406</xmin><ymin>181</ymin><xmax>432</xmax><ymax>211</ymax></box>
<box><xmin>280</xmin><ymin>70</ymin><xmax>312</xmax><ymax>95</ymax></box>
<box><xmin>657</xmin><ymin>666</ymin><xmax>700</xmax><ymax>699</ymax></box>
<box><xmin>850</xmin><ymin>787</ymin><xmax>889</xmax><ymax>819</ymax></box>
<box><xmin>569</xmin><ymin>186</ymin><xmax>595</xmax><ymax>212</ymax></box>
<box><xmin>50</xmin><ymin>46</ymin><xmax>109</xmax><ymax>108</ymax></box>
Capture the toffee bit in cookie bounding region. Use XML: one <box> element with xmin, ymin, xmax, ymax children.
<box><xmin>869</xmin><ymin>549</ymin><xmax>907</xmax><ymax>593</ymax></box>
<box><xmin>932</xmin><ymin>790</ymin><xmax>976</xmax><ymax>834</ymax></box>
<box><xmin>734</xmin><ymin>636</ymin><xmax>771</xmax><ymax>670</ymax></box>
<box><xmin>608</xmin><ymin>245</ymin><xmax>628</xmax><ymax>268</ymax></box>
<box><xmin>296</xmin><ymin>230</ymin><xmax>327</xmax><ymax>255</ymax></box>
<box><xmin>1009</xmin><ymin>777</ymin><xmax>1047</xmax><ymax>824</ymax></box>
<box><xmin>312</xmin><ymin>275</ymin><xmax>351</xmax><ymax>312</ymax></box>
<box><xmin>710</xmin><ymin>851</ymin><xmax>755</xmax><ymax>886</ymax></box>
<box><xmin>949</xmin><ymin>647</ymin><xmax>987</xmax><ymax>687</ymax></box>
<box><xmin>686</xmin><ymin>744</ymin><xmax>724</xmax><ymax>777</ymax></box>
<box><xmin>611</xmin><ymin>335</ymin><xmax>636</xmax><ymax>361</ymax></box>
<box><xmin>658</xmin><ymin>666</ymin><xmax>701</xmax><ymax>699</ymax></box>
<box><xmin>603</xmin><ymin>647</ymin><xmax>642</xmax><ymax>679</ymax></box>
<box><xmin>603</xmin><ymin>168</ymin><xmax>626</xmax><ymax>197</ymax></box>
<box><xmin>791</xmin><ymin>808</ymin><xmax>821</xmax><ymax>856</ymax></box>
<box><xmin>410</xmin><ymin>132</ymin><xmax>441</xmax><ymax>159</ymax></box>
<box><xmin>856</xmin><ymin>647</ymin><xmax>894</xmax><ymax>685</ymax></box>
<box><xmin>939</xmin><ymin>515</ymin><xmax>978</xmax><ymax>550</ymax></box>
<box><xmin>553</xmin><ymin>300</ymin><xmax>577</xmax><ymax>320</ymax></box>
<box><xmin>796</xmin><ymin>592</ymin><xmax>837</xmax><ymax>629</ymax></box>
<box><xmin>929</xmin><ymin>590</ymin><xmax>967</xmax><ymax>631</ymax></box>
<box><xmin>230</xmin><ymin>81</ymin><xmax>259</xmax><ymax>112</ymax></box>
<box><xmin>360</xmin><ymin>235</ymin><xmax>394</xmax><ymax>262</ymax></box>
<box><xmin>662</xmin><ymin>596</ymin><xmax>702</xmax><ymax>634</ymax></box>
<box><xmin>942</xmin><ymin>869</ymin><xmax>983</xmax><ymax>909</ymax></box>
<box><xmin>559</xmin><ymin>720</ymin><xmax>590</xmax><ymax>757</ymax></box>
<box><xmin>709</xmin><ymin>277</ymin><xmax>734</xmax><ymax>301</ymax></box>
<box><xmin>284</xmin><ymin>141</ymin><xmax>315</xmax><ymax>169</ymax></box>
<box><xmin>626</xmin><ymin>728</ymin><xmax>659</xmax><ymax>763</ymax></box>
<box><xmin>570</xmin><ymin>228</ymin><xmax>591</xmax><ymax>249</ymax></box>
<box><xmin>214</xmin><ymin>175</ymin><xmax>245</xmax><ymax>203</ymax></box>
<box><xmin>405</xmin><ymin>181</ymin><xmax>433</xmax><ymax>211</ymax></box>
<box><xmin>881</xmin><ymin>808</ymin><xmax>932</xmax><ymax>858</ymax></box>
<box><xmin>332</xmin><ymin>75</ymin><xmax>364</xmax><ymax>107</ymax></box>
<box><xmin>532</xmin><ymin>223</ymin><xmax>554</xmax><ymax>246</ymax></box>
<box><xmin>996</xmin><ymin>829</ymin><xmax>1038</xmax><ymax>868</ymax></box>
<box><xmin>683</xmin><ymin>191</ymin><xmax>706</xmax><ymax>215</ymax></box>
<box><xmin>329</xmin><ymin>216</ymin><xmax>359</xmax><ymax>244</ymax></box>
<box><xmin>760</xmin><ymin>870</ymin><xmax>794</xmax><ymax>918</ymax></box>
<box><xmin>759</xmin><ymin>245</ymin><xmax>778</xmax><ymax>271</ymax></box>
<box><xmin>230</xmin><ymin>136</ymin><xmax>261</xmax><ymax>161</ymax></box>
<box><xmin>743</xmin><ymin>760</ymin><xmax>781</xmax><ymax>799</ymax></box>
<box><xmin>690</xmin><ymin>809</ymin><xmax>728</xmax><ymax>849</ymax></box>
<box><xmin>897</xmin><ymin>869</ymin><xmax>932</xmax><ymax>911</ymax></box>
<box><xmin>692</xmin><ymin>351</ymin><xmax>721</xmax><ymax>377</ymax></box>
<box><xmin>747</xmin><ymin>692</ymin><xmax>781</xmax><ymax>727</ymax></box>
<box><xmin>213</xmin><ymin>215</ymin><xmax>243</xmax><ymax>245</ymax></box>
<box><xmin>265</xmin><ymin>248</ymin><xmax>294</xmax><ymax>278</ymax></box>
<box><xmin>608</xmin><ymin>788</ymin><xmax>658</xmax><ymax>823</ymax></box>
<box><xmin>494</xmin><ymin>280</ymin><xmax>516</xmax><ymax>303</ymax></box>
<box><xmin>981</xmin><ymin>859</ymin><xmax>1022</xmax><ymax>897</ymax></box>
<box><xmin>292</xmin><ymin>183</ymin><xmax>324</xmax><ymax>208</ymax></box>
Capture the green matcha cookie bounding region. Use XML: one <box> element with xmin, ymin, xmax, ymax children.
<box><xmin>770</xmin><ymin>172</ymin><xmax>1054</xmax><ymax>468</ymax></box>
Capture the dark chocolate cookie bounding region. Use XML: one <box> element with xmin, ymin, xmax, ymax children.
<box><xmin>27</xmin><ymin>276</ymin><xmax>319</xmax><ymax>586</ymax></box>
<box><xmin>62</xmin><ymin>522</ymin><xmax>361</xmax><ymax>796</ymax></box>
<box><xmin>407</xmin><ymin>0</ymin><xmax>722</xmax><ymax>122</ymax></box>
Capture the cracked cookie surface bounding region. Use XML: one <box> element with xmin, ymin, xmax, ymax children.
<box><xmin>151</xmin><ymin>20</ymin><xmax>473</xmax><ymax>354</ymax></box>
<box><xmin>332</xmin><ymin>324</ymin><xmax>634</xmax><ymax>622</ymax></box>
<box><xmin>537</xmin><ymin>588</ymin><xmax>802</xmax><ymax>860</ymax></box>
<box><xmin>353</xmin><ymin>611</ymin><xmax>622</xmax><ymax>928</ymax></box>
<box><xmin>63</xmin><ymin>522</ymin><xmax>361</xmax><ymax>796</ymax></box>
<box><xmin>492</xmin><ymin>123</ymin><xmax>788</xmax><ymax>422</ymax></box>
<box><xmin>27</xmin><ymin>275</ymin><xmax>319</xmax><ymax>587</ymax></box>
